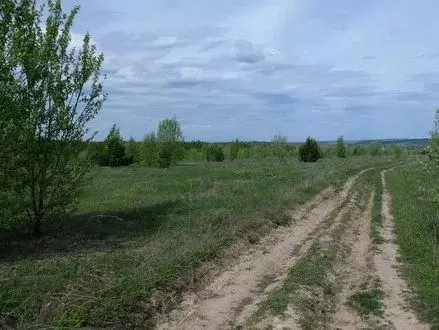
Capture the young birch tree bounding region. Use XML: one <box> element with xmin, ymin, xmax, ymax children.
<box><xmin>0</xmin><ymin>0</ymin><xmax>106</xmax><ymax>234</ymax></box>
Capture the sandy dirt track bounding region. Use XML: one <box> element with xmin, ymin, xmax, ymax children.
<box><xmin>157</xmin><ymin>170</ymin><xmax>430</xmax><ymax>330</ymax></box>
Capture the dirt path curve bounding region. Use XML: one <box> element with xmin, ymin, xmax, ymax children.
<box><xmin>332</xmin><ymin>192</ymin><xmax>375</xmax><ymax>330</ymax></box>
<box><xmin>374</xmin><ymin>170</ymin><xmax>430</xmax><ymax>330</ymax></box>
<box><xmin>157</xmin><ymin>173</ymin><xmax>364</xmax><ymax>330</ymax></box>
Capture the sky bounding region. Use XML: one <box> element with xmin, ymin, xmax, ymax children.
<box><xmin>64</xmin><ymin>0</ymin><xmax>439</xmax><ymax>141</ymax></box>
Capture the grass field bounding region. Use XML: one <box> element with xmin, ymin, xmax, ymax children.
<box><xmin>387</xmin><ymin>163</ymin><xmax>439</xmax><ymax>328</ymax></box>
<box><xmin>0</xmin><ymin>157</ymin><xmax>400</xmax><ymax>328</ymax></box>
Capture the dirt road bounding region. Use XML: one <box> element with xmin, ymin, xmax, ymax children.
<box><xmin>157</xmin><ymin>170</ymin><xmax>430</xmax><ymax>330</ymax></box>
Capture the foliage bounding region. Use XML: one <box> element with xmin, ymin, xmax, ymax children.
<box><xmin>126</xmin><ymin>137</ymin><xmax>140</xmax><ymax>164</ymax></box>
<box><xmin>0</xmin><ymin>0</ymin><xmax>105</xmax><ymax>233</ymax></box>
<box><xmin>205</xmin><ymin>144</ymin><xmax>225</xmax><ymax>162</ymax></box>
<box><xmin>157</xmin><ymin>115</ymin><xmax>183</xmax><ymax>143</ymax></box>
<box><xmin>99</xmin><ymin>124</ymin><xmax>131</xmax><ymax>167</ymax></box>
<box><xmin>352</xmin><ymin>145</ymin><xmax>367</xmax><ymax>156</ymax></box>
<box><xmin>272</xmin><ymin>135</ymin><xmax>288</xmax><ymax>163</ymax></box>
<box><xmin>157</xmin><ymin>115</ymin><xmax>184</xmax><ymax>167</ymax></box>
<box><xmin>368</xmin><ymin>142</ymin><xmax>382</xmax><ymax>156</ymax></box>
<box><xmin>336</xmin><ymin>136</ymin><xmax>347</xmax><ymax>158</ymax></box>
<box><xmin>387</xmin><ymin>165</ymin><xmax>439</xmax><ymax>326</ymax></box>
<box><xmin>391</xmin><ymin>144</ymin><xmax>403</xmax><ymax>158</ymax></box>
<box><xmin>141</xmin><ymin>131</ymin><xmax>158</xmax><ymax>167</ymax></box>
<box><xmin>230</xmin><ymin>139</ymin><xmax>240</xmax><ymax>160</ymax></box>
<box><xmin>299</xmin><ymin>137</ymin><xmax>323</xmax><ymax>162</ymax></box>
<box><xmin>157</xmin><ymin>143</ymin><xmax>174</xmax><ymax>168</ymax></box>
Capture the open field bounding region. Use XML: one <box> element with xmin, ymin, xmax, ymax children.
<box><xmin>387</xmin><ymin>164</ymin><xmax>439</xmax><ymax>328</ymax></box>
<box><xmin>0</xmin><ymin>156</ymin><xmax>402</xmax><ymax>328</ymax></box>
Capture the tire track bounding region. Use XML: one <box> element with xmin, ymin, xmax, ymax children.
<box><xmin>157</xmin><ymin>173</ymin><xmax>363</xmax><ymax>329</ymax></box>
<box><xmin>374</xmin><ymin>171</ymin><xmax>430</xmax><ymax>330</ymax></box>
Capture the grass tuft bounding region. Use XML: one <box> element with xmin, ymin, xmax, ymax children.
<box><xmin>348</xmin><ymin>288</ymin><xmax>383</xmax><ymax>317</ymax></box>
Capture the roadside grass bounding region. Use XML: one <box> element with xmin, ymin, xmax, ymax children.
<box><xmin>387</xmin><ymin>163</ymin><xmax>439</xmax><ymax>327</ymax></box>
<box><xmin>372</xmin><ymin>171</ymin><xmax>384</xmax><ymax>245</ymax></box>
<box><xmin>348</xmin><ymin>286</ymin><xmax>383</xmax><ymax>317</ymax></box>
<box><xmin>0</xmin><ymin>156</ymin><xmax>397</xmax><ymax>328</ymax></box>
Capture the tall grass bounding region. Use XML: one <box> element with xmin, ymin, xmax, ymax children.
<box><xmin>387</xmin><ymin>163</ymin><xmax>439</xmax><ymax>327</ymax></box>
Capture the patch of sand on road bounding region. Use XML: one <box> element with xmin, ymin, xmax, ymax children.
<box><xmin>374</xmin><ymin>171</ymin><xmax>430</xmax><ymax>330</ymax></box>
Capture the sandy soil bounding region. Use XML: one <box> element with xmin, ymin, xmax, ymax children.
<box><xmin>157</xmin><ymin>175</ymin><xmax>360</xmax><ymax>330</ymax></box>
<box><xmin>157</xmin><ymin>169</ymin><xmax>430</xmax><ymax>330</ymax></box>
<box><xmin>373</xmin><ymin>171</ymin><xmax>430</xmax><ymax>330</ymax></box>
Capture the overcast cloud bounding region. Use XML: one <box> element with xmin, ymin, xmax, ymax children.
<box><xmin>65</xmin><ymin>0</ymin><xmax>439</xmax><ymax>141</ymax></box>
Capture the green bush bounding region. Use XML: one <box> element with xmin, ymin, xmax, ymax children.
<box><xmin>98</xmin><ymin>125</ymin><xmax>132</xmax><ymax>167</ymax></box>
<box><xmin>126</xmin><ymin>138</ymin><xmax>140</xmax><ymax>164</ymax></box>
<box><xmin>157</xmin><ymin>143</ymin><xmax>174</xmax><ymax>168</ymax></box>
<box><xmin>206</xmin><ymin>145</ymin><xmax>225</xmax><ymax>162</ymax></box>
<box><xmin>299</xmin><ymin>137</ymin><xmax>322</xmax><ymax>162</ymax></box>
<box><xmin>271</xmin><ymin>135</ymin><xmax>288</xmax><ymax>163</ymax></box>
<box><xmin>336</xmin><ymin>136</ymin><xmax>347</xmax><ymax>158</ymax></box>
<box><xmin>141</xmin><ymin>132</ymin><xmax>158</xmax><ymax>167</ymax></box>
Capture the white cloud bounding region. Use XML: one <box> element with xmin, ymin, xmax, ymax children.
<box><xmin>70</xmin><ymin>0</ymin><xmax>439</xmax><ymax>141</ymax></box>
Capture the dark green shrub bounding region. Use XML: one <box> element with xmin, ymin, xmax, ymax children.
<box><xmin>157</xmin><ymin>143</ymin><xmax>173</xmax><ymax>168</ymax></box>
<box><xmin>299</xmin><ymin>137</ymin><xmax>322</xmax><ymax>162</ymax></box>
<box><xmin>125</xmin><ymin>137</ymin><xmax>140</xmax><ymax>164</ymax></box>
<box><xmin>141</xmin><ymin>132</ymin><xmax>158</xmax><ymax>167</ymax></box>
<box><xmin>206</xmin><ymin>145</ymin><xmax>225</xmax><ymax>162</ymax></box>
<box><xmin>336</xmin><ymin>136</ymin><xmax>347</xmax><ymax>158</ymax></box>
<box><xmin>99</xmin><ymin>124</ymin><xmax>132</xmax><ymax>167</ymax></box>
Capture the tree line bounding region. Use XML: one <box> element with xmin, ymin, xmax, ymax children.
<box><xmin>89</xmin><ymin>118</ymin><xmax>410</xmax><ymax>169</ymax></box>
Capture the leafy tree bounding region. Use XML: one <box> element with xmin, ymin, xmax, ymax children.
<box><xmin>157</xmin><ymin>115</ymin><xmax>183</xmax><ymax>143</ymax></box>
<box><xmin>141</xmin><ymin>131</ymin><xmax>157</xmax><ymax>167</ymax></box>
<box><xmin>173</xmin><ymin>144</ymin><xmax>186</xmax><ymax>162</ymax></box>
<box><xmin>156</xmin><ymin>115</ymin><xmax>184</xmax><ymax>167</ymax></box>
<box><xmin>272</xmin><ymin>135</ymin><xmax>288</xmax><ymax>163</ymax></box>
<box><xmin>336</xmin><ymin>136</ymin><xmax>347</xmax><ymax>158</ymax></box>
<box><xmin>126</xmin><ymin>137</ymin><xmax>140</xmax><ymax>164</ymax></box>
<box><xmin>205</xmin><ymin>144</ymin><xmax>225</xmax><ymax>162</ymax></box>
<box><xmin>299</xmin><ymin>137</ymin><xmax>322</xmax><ymax>162</ymax></box>
<box><xmin>157</xmin><ymin>142</ymin><xmax>173</xmax><ymax>168</ymax></box>
<box><xmin>0</xmin><ymin>0</ymin><xmax>105</xmax><ymax>233</ymax></box>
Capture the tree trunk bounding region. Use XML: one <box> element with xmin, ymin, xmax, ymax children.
<box><xmin>33</xmin><ymin>215</ymin><xmax>42</xmax><ymax>236</ymax></box>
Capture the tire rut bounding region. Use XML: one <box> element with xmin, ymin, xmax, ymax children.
<box><xmin>255</xmin><ymin>184</ymin><xmax>370</xmax><ymax>329</ymax></box>
<box><xmin>157</xmin><ymin>173</ymin><xmax>364</xmax><ymax>330</ymax></box>
<box><xmin>332</xmin><ymin>192</ymin><xmax>377</xmax><ymax>329</ymax></box>
<box><xmin>374</xmin><ymin>171</ymin><xmax>430</xmax><ymax>330</ymax></box>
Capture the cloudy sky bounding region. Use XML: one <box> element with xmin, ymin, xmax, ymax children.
<box><xmin>65</xmin><ymin>0</ymin><xmax>439</xmax><ymax>141</ymax></box>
